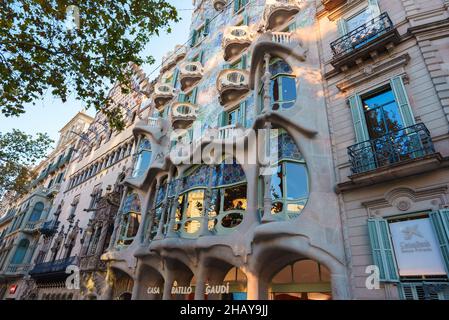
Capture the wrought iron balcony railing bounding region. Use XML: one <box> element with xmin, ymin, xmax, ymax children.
<box><xmin>39</xmin><ymin>219</ymin><xmax>60</xmax><ymax>237</ymax></box>
<box><xmin>29</xmin><ymin>256</ymin><xmax>78</xmax><ymax>276</ymax></box>
<box><xmin>330</xmin><ymin>12</ymin><xmax>394</xmax><ymax>58</ymax></box>
<box><xmin>348</xmin><ymin>123</ymin><xmax>436</xmax><ymax>175</ymax></box>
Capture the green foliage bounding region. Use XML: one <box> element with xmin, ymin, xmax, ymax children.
<box><xmin>0</xmin><ymin>129</ymin><xmax>53</xmax><ymax>196</ymax></box>
<box><xmin>0</xmin><ymin>1</ymin><xmax>179</xmax><ymax>130</ymax></box>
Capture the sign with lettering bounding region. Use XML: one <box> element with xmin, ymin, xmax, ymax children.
<box><xmin>389</xmin><ymin>218</ymin><xmax>446</xmax><ymax>276</ymax></box>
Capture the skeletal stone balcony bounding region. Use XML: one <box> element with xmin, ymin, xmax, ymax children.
<box><xmin>153</xmin><ymin>83</ymin><xmax>176</xmax><ymax>110</ymax></box>
<box><xmin>179</xmin><ymin>61</ymin><xmax>204</xmax><ymax>91</ymax></box>
<box><xmin>171</xmin><ymin>102</ymin><xmax>198</xmax><ymax>129</ymax></box>
<box><xmin>321</xmin><ymin>0</ymin><xmax>347</xmax><ymax>11</ymax></box>
<box><xmin>263</xmin><ymin>0</ymin><xmax>302</xmax><ymax>31</ymax></box>
<box><xmin>216</xmin><ymin>69</ymin><xmax>250</xmax><ymax>105</ymax></box>
<box><xmin>213</xmin><ymin>0</ymin><xmax>226</xmax><ymax>11</ymax></box>
<box><xmin>223</xmin><ymin>26</ymin><xmax>253</xmax><ymax>61</ymax></box>
<box><xmin>330</xmin><ymin>13</ymin><xmax>400</xmax><ymax>71</ymax></box>
<box><xmin>161</xmin><ymin>45</ymin><xmax>187</xmax><ymax>73</ymax></box>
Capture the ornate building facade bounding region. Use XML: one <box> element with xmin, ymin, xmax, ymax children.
<box><xmin>1</xmin><ymin>0</ymin><xmax>449</xmax><ymax>300</ymax></box>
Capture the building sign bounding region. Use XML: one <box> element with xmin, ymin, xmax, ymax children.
<box><xmin>389</xmin><ymin>218</ymin><xmax>447</xmax><ymax>276</ymax></box>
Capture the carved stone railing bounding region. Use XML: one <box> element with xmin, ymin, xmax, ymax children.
<box><xmin>347</xmin><ymin>123</ymin><xmax>436</xmax><ymax>175</ymax></box>
<box><xmin>216</xmin><ymin>69</ymin><xmax>250</xmax><ymax>105</ymax></box>
<box><xmin>223</xmin><ymin>26</ymin><xmax>253</xmax><ymax>61</ymax></box>
<box><xmin>171</xmin><ymin>102</ymin><xmax>198</xmax><ymax>129</ymax></box>
<box><xmin>161</xmin><ymin>45</ymin><xmax>187</xmax><ymax>72</ymax></box>
<box><xmin>153</xmin><ymin>82</ymin><xmax>176</xmax><ymax>109</ymax></box>
<box><xmin>179</xmin><ymin>61</ymin><xmax>204</xmax><ymax>91</ymax></box>
<box><xmin>263</xmin><ymin>0</ymin><xmax>302</xmax><ymax>31</ymax></box>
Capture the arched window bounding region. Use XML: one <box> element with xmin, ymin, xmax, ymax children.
<box><xmin>173</xmin><ymin>159</ymin><xmax>247</xmax><ymax>238</ymax></box>
<box><xmin>258</xmin><ymin>58</ymin><xmax>297</xmax><ymax>111</ymax></box>
<box><xmin>117</xmin><ymin>192</ymin><xmax>142</xmax><ymax>247</ymax></box>
<box><xmin>268</xmin><ymin>130</ymin><xmax>309</xmax><ymax>219</ymax></box>
<box><xmin>29</xmin><ymin>202</ymin><xmax>44</xmax><ymax>222</ymax></box>
<box><xmin>132</xmin><ymin>138</ymin><xmax>152</xmax><ymax>178</ymax></box>
<box><xmin>11</xmin><ymin>239</ymin><xmax>30</xmax><ymax>265</ymax></box>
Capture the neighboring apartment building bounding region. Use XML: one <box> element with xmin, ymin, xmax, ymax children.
<box><xmin>0</xmin><ymin>112</ymin><xmax>93</xmax><ymax>300</ymax></box>
<box><xmin>1</xmin><ymin>0</ymin><xmax>449</xmax><ymax>301</ymax></box>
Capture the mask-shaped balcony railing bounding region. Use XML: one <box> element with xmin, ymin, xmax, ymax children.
<box><xmin>217</xmin><ymin>69</ymin><xmax>250</xmax><ymax>105</ymax></box>
<box><xmin>161</xmin><ymin>45</ymin><xmax>187</xmax><ymax>73</ymax></box>
<box><xmin>213</xmin><ymin>0</ymin><xmax>227</xmax><ymax>11</ymax></box>
<box><xmin>153</xmin><ymin>83</ymin><xmax>176</xmax><ymax>110</ymax></box>
<box><xmin>330</xmin><ymin>13</ymin><xmax>395</xmax><ymax>59</ymax></box>
<box><xmin>263</xmin><ymin>0</ymin><xmax>302</xmax><ymax>31</ymax></box>
<box><xmin>223</xmin><ymin>26</ymin><xmax>253</xmax><ymax>61</ymax></box>
<box><xmin>179</xmin><ymin>61</ymin><xmax>204</xmax><ymax>91</ymax></box>
<box><xmin>171</xmin><ymin>102</ymin><xmax>198</xmax><ymax>130</ymax></box>
<box><xmin>347</xmin><ymin>123</ymin><xmax>436</xmax><ymax>175</ymax></box>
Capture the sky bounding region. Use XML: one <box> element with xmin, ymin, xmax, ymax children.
<box><xmin>0</xmin><ymin>0</ymin><xmax>194</xmax><ymax>146</ymax></box>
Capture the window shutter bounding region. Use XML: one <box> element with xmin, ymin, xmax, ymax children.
<box><xmin>239</xmin><ymin>101</ymin><xmax>247</xmax><ymax>126</ymax></box>
<box><xmin>348</xmin><ymin>95</ymin><xmax>369</xmax><ymax>143</ymax></box>
<box><xmin>243</xmin><ymin>13</ymin><xmax>250</xmax><ymax>25</ymax></box>
<box><xmin>191</xmin><ymin>87</ymin><xmax>198</xmax><ymax>104</ymax></box>
<box><xmin>429</xmin><ymin>209</ymin><xmax>449</xmax><ymax>274</ymax></box>
<box><xmin>241</xmin><ymin>54</ymin><xmax>248</xmax><ymax>69</ymax></box>
<box><xmin>204</xmin><ymin>19</ymin><xmax>211</xmax><ymax>36</ymax></box>
<box><xmin>199</xmin><ymin>51</ymin><xmax>205</xmax><ymax>65</ymax></box>
<box><xmin>234</xmin><ymin>0</ymin><xmax>240</xmax><ymax>13</ymax></box>
<box><xmin>368</xmin><ymin>0</ymin><xmax>381</xmax><ymax>18</ymax></box>
<box><xmin>367</xmin><ymin>218</ymin><xmax>399</xmax><ymax>282</ymax></box>
<box><xmin>172</xmin><ymin>68</ymin><xmax>179</xmax><ymax>87</ymax></box>
<box><xmin>178</xmin><ymin>93</ymin><xmax>186</xmax><ymax>103</ymax></box>
<box><xmin>390</xmin><ymin>76</ymin><xmax>415</xmax><ymax>128</ymax></box>
<box><xmin>190</xmin><ymin>30</ymin><xmax>198</xmax><ymax>47</ymax></box>
<box><xmin>218</xmin><ymin>111</ymin><xmax>226</xmax><ymax>127</ymax></box>
<box><xmin>337</xmin><ymin>19</ymin><xmax>348</xmax><ymax>36</ymax></box>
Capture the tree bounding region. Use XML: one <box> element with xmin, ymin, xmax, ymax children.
<box><xmin>0</xmin><ymin>129</ymin><xmax>53</xmax><ymax>197</ymax></box>
<box><xmin>0</xmin><ymin>1</ymin><xmax>179</xmax><ymax>130</ymax></box>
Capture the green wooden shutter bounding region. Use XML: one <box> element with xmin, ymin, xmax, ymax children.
<box><xmin>234</xmin><ymin>0</ymin><xmax>240</xmax><ymax>13</ymax></box>
<box><xmin>243</xmin><ymin>13</ymin><xmax>250</xmax><ymax>25</ymax></box>
<box><xmin>203</xmin><ymin>19</ymin><xmax>211</xmax><ymax>36</ymax></box>
<box><xmin>349</xmin><ymin>95</ymin><xmax>369</xmax><ymax>143</ymax></box>
<box><xmin>218</xmin><ymin>111</ymin><xmax>226</xmax><ymax>127</ymax></box>
<box><xmin>337</xmin><ymin>19</ymin><xmax>348</xmax><ymax>36</ymax></box>
<box><xmin>241</xmin><ymin>54</ymin><xmax>248</xmax><ymax>69</ymax></box>
<box><xmin>367</xmin><ymin>218</ymin><xmax>400</xmax><ymax>282</ymax></box>
<box><xmin>178</xmin><ymin>93</ymin><xmax>186</xmax><ymax>103</ymax></box>
<box><xmin>239</xmin><ymin>100</ymin><xmax>247</xmax><ymax>126</ymax></box>
<box><xmin>198</xmin><ymin>51</ymin><xmax>205</xmax><ymax>65</ymax></box>
<box><xmin>368</xmin><ymin>0</ymin><xmax>381</xmax><ymax>17</ymax></box>
<box><xmin>429</xmin><ymin>209</ymin><xmax>449</xmax><ymax>274</ymax></box>
<box><xmin>172</xmin><ymin>68</ymin><xmax>179</xmax><ymax>87</ymax></box>
<box><xmin>190</xmin><ymin>30</ymin><xmax>198</xmax><ymax>47</ymax></box>
<box><xmin>390</xmin><ymin>76</ymin><xmax>415</xmax><ymax>128</ymax></box>
<box><xmin>191</xmin><ymin>87</ymin><xmax>198</xmax><ymax>104</ymax></box>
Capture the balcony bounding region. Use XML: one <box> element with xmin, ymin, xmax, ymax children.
<box><xmin>223</xmin><ymin>26</ymin><xmax>253</xmax><ymax>61</ymax></box>
<box><xmin>330</xmin><ymin>13</ymin><xmax>400</xmax><ymax>70</ymax></box>
<box><xmin>322</xmin><ymin>0</ymin><xmax>347</xmax><ymax>11</ymax></box>
<box><xmin>339</xmin><ymin>123</ymin><xmax>444</xmax><ymax>190</ymax></box>
<box><xmin>179</xmin><ymin>61</ymin><xmax>204</xmax><ymax>91</ymax></box>
<box><xmin>213</xmin><ymin>0</ymin><xmax>226</xmax><ymax>11</ymax></box>
<box><xmin>171</xmin><ymin>102</ymin><xmax>198</xmax><ymax>129</ymax></box>
<box><xmin>39</xmin><ymin>219</ymin><xmax>60</xmax><ymax>237</ymax></box>
<box><xmin>161</xmin><ymin>45</ymin><xmax>187</xmax><ymax>73</ymax></box>
<box><xmin>217</xmin><ymin>69</ymin><xmax>250</xmax><ymax>105</ymax></box>
<box><xmin>153</xmin><ymin>83</ymin><xmax>176</xmax><ymax>110</ymax></box>
<box><xmin>263</xmin><ymin>0</ymin><xmax>302</xmax><ymax>31</ymax></box>
<box><xmin>29</xmin><ymin>256</ymin><xmax>78</xmax><ymax>279</ymax></box>
<box><xmin>23</xmin><ymin>219</ymin><xmax>46</xmax><ymax>234</ymax></box>
<box><xmin>5</xmin><ymin>263</ymin><xmax>32</xmax><ymax>275</ymax></box>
